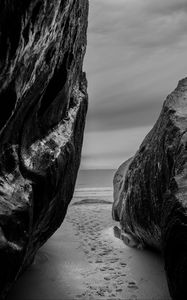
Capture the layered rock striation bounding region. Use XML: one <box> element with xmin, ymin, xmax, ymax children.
<box><xmin>112</xmin><ymin>78</ymin><xmax>187</xmax><ymax>299</ymax></box>
<box><xmin>0</xmin><ymin>0</ymin><xmax>88</xmax><ymax>298</ymax></box>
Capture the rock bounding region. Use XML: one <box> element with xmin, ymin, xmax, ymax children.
<box><xmin>112</xmin><ymin>78</ymin><xmax>187</xmax><ymax>300</ymax></box>
<box><xmin>0</xmin><ymin>0</ymin><xmax>88</xmax><ymax>298</ymax></box>
<box><xmin>113</xmin><ymin>225</ymin><xmax>143</xmax><ymax>249</ymax></box>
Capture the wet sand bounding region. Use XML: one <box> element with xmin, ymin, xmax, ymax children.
<box><xmin>8</xmin><ymin>189</ymin><xmax>171</xmax><ymax>300</ymax></box>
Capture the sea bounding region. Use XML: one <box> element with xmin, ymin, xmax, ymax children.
<box><xmin>74</xmin><ymin>169</ymin><xmax>116</xmax><ymax>200</ymax></box>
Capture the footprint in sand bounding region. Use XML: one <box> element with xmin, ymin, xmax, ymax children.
<box><xmin>66</xmin><ymin>199</ymin><xmax>135</xmax><ymax>300</ymax></box>
<box><xmin>128</xmin><ymin>281</ymin><xmax>139</xmax><ymax>290</ymax></box>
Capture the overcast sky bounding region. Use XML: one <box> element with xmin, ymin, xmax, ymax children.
<box><xmin>81</xmin><ymin>0</ymin><xmax>187</xmax><ymax>169</ymax></box>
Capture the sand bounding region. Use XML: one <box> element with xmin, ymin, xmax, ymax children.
<box><xmin>7</xmin><ymin>197</ymin><xmax>170</xmax><ymax>299</ymax></box>
<box><xmin>7</xmin><ymin>170</ymin><xmax>171</xmax><ymax>300</ymax></box>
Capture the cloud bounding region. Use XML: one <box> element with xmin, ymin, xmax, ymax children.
<box><xmin>81</xmin><ymin>0</ymin><xmax>187</xmax><ymax>169</ymax></box>
<box><xmin>84</xmin><ymin>0</ymin><xmax>187</xmax><ymax>133</ymax></box>
<box><xmin>86</xmin><ymin>98</ymin><xmax>161</xmax><ymax>132</ymax></box>
<box><xmin>144</xmin><ymin>0</ymin><xmax>187</xmax><ymax>16</ymax></box>
<box><xmin>81</xmin><ymin>126</ymin><xmax>151</xmax><ymax>169</ymax></box>
<box><xmin>88</xmin><ymin>0</ymin><xmax>187</xmax><ymax>51</ymax></box>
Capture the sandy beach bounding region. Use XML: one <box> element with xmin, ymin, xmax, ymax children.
<box><xmin>7</xmin><ymin>170</ymin><xmax>171</xmax><ymax>300</ymax></box>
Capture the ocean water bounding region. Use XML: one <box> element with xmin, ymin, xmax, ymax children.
<box><xmin>74</xmin><ymin>169</ymin><xmax>116</xmax><ymax>200</ymax></box>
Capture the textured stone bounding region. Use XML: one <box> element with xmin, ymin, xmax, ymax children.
<box><xmin>0</xmin><ymin>0</ymin><xmax>88</xmax><ymax>298</ymax></box>
<box><xmin>112</xmin><ymin>78</ymin><xmax>187</xmax><ymax>300</ymax></box>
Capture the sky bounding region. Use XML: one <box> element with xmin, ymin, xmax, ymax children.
<box><xmin>81</xmin><ymin>0</ymin><xmax>187</xmax><ymax>169</ymax></box>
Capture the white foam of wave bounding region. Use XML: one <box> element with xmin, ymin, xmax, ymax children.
<box><xmin>74</xmin><ymin>187</ymin><xmax>113</xmax><ymax>197</ymax></box>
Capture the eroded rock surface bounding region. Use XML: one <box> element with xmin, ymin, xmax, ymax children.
<box><xmin>0</xmin><ymin>0</ymin><xmax>88</xmax><ymax>298</ymax></box>
<box><xmin>112</xmin><ymin>78</ymin><xmax>187</xmax><ymax>299</ymax></box>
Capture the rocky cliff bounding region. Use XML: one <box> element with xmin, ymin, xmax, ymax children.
<box><xmin>0</xmin><ymin>0</ymin><xmax>88</xmax><ymax>298</ymax></box>
<box><xmin>112</xmin><ymin>78</ymin><xmax>187</xmax><ymax>299</ymax></box>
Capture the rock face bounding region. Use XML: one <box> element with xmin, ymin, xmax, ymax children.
<box><xmin>112</xmin><ymin>78</ymin><xmax>187</xmax><ymax>300</ymax></box>
<box><xmin>0</xmin><ymin>0</ymin><xmax>88</xmax><ymax>298</ymax></box>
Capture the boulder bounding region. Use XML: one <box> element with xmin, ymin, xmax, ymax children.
<box><xmin>0</xmin><ymin>0</ymin><xmax>88</xmax><ymax>298</ymax></box>
<box><xmin>112</xmin><ymin>78</ymin><xmax>187</xmax><ymax>299</ymax></box>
